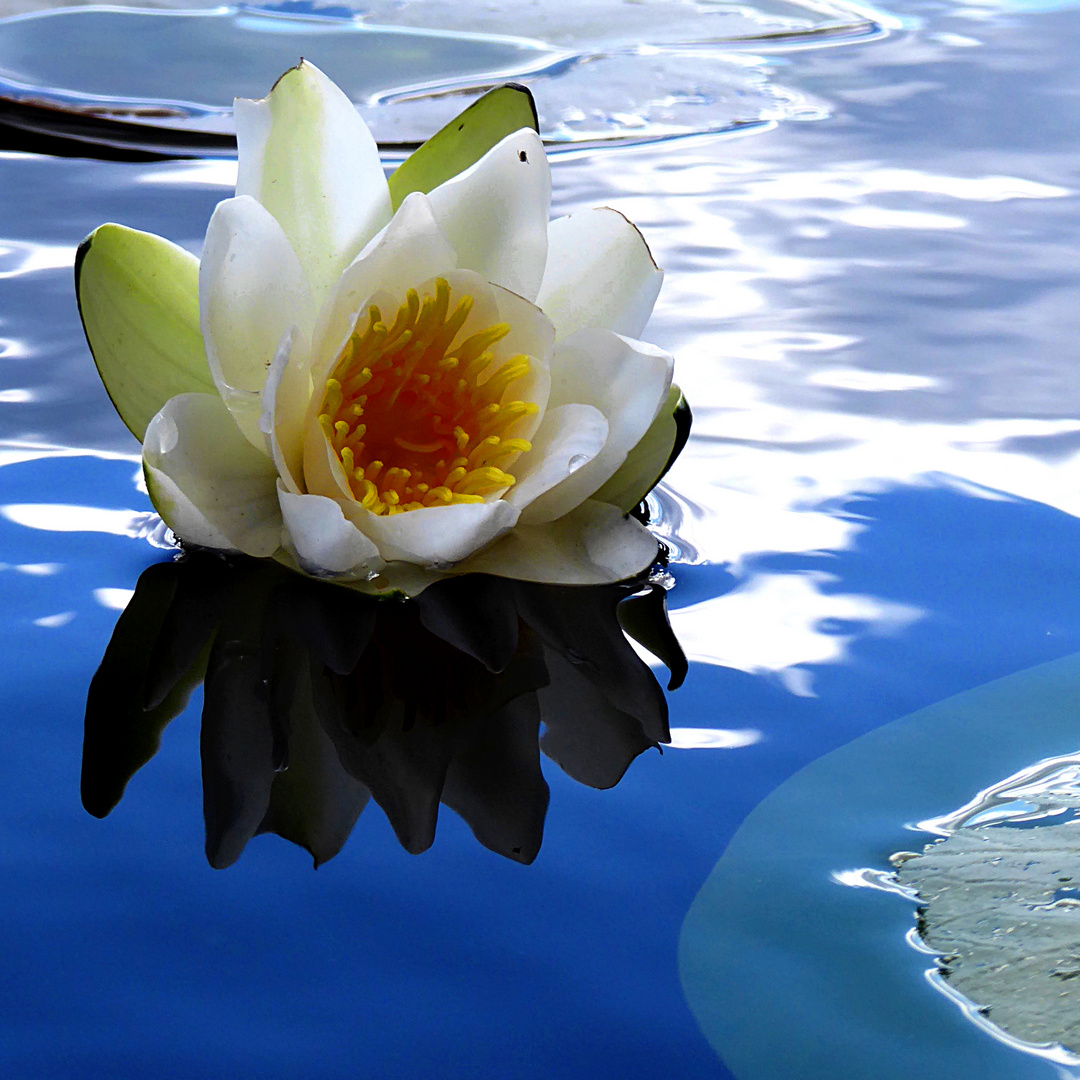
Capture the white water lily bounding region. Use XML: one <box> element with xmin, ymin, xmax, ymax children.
<box><xmin>77</xmin><ymin>62</ymin><xmax>684</xmax><ymax>593</ymax></box>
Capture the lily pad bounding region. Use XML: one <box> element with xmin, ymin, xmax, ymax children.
<box><xmin>0</xmin><ymin>1</ymin><xmax>885</xmax><ymax>153</ymax></box>
<box><xmin>0</xmin><ymin>5</ymin><xmax>558</xmax><ymax>153</ymax></box>
<box><xmin>899</xmin><ymin>822</ymin><xmax>1080</xmax><ymax>1055</ymax></box>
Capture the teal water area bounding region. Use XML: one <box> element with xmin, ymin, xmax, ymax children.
<box><xmin>681</xmin><ymin>646</ymin><xmax>1080</xmax><ymax>1080</ymax></box>
<box><xmin>3</xmin><ymin>0</ymin><xmax>1080</xmax><ymax>1075</ymax></box>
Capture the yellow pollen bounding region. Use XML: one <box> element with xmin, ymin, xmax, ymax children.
<box><xmin>315</xmin><ymin>278</ymin><xmax>537</xmax><ymax>516</ymax></box>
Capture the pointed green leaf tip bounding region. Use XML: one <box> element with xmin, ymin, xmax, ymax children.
<box><xmin>596</xmin><ymin>384</ymin><xmax>692</xmax><ymax>512</ymax></box>
<box><xmin>388</xmin><ymin>84</ymin><xmax>539</xmax><ymax>210</ymax></box>
<box><xmin>75</xmin><ymin>224</ymin><xmax>216</xmax><ymax>441</ymax></box>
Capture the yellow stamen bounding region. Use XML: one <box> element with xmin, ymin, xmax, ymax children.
<box><xmin>315</xmin><ymin>280</ymin><xmax>537</xmax><ymax>516</ymax></box>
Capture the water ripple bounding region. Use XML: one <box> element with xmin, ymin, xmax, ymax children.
<box><xmin>0</xmin><ymin>0</ymin><xmax>892</xmax><ymax>148</ymax></box>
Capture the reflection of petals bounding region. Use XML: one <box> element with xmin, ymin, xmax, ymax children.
<box><xmin>82</xmin><ymin>561</ymin><xmax>198</xmax><ymax>818</ymax></box>
<box><xmin>201</xmin><ymin>599</ymin><xmax>279</xmax><ymax>870</ymax></box>
<box><xmin>257</xmin><ymin>653</ymin><xmax>371</xmax><ymax>867</ymax></box>
<box><xmin>141</xmin><ymin>557</ymin><xmax>230</xmax><ymax>709</ymax></box>
<box><xmin>83</xmin><ymin>552</ymin><xmax>683</xmax><ymax>865</ymax></box>
<box><xmin>415</xmin><ymin>573</ymin><xmax>521</xmax><ymax>673</ymax></box>
<box><xmin>273</xmin><ymin>577</ymin><xmax>376</xmax><ymax>676</ymax></box>
<box><xmin>518</xmin><ymin>579</ymin><xmax>669</xmax><ymax>744</ymax></box>
<box><xmin>539</xmin><ymin>648</ymin><xmax>656</xmax><ymax>789</ymax></box>
<box><xmin>442</xmin><ymin>694</ymin><xmax>549</xmax><ymax>865</ymax></box>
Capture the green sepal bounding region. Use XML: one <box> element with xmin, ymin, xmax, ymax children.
<box><xmin>388</xmin><ymin>84</ymin><xmax>539</xmax><ymax>210</ymax></box>
<box><xmin>595</xmin><ymin>384</ymin><xmax>693</xmax><ymax>512</ymax></box>
<box><xmin>75</xmin><ymin>223</ymin><xmax>216</xmax><ymax>441</ymax></box>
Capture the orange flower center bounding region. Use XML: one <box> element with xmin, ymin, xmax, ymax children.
<box><xmin>317</xmin><ymin>278</ymin><xmax>538</xmax><ymax>517</ymax></box>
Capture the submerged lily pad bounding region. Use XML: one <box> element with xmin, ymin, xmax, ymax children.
<box><xmin>900</xmin><ymin>827</ymin><xmax>1080</xmax><ymax>1051</ymax></box>
<box><xmin>898</xmin><ymin>771</ymin><xmax>1080</xmax><ymax>1056</ymax></box>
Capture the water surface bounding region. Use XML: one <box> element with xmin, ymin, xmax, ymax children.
<box><xmin>3</xmin><ymin>0</ymin><xmax>1080</xmax><ymax>1075</ymax></box>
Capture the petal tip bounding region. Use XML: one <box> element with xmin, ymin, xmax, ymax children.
<box><xmin>599</xmin><ymin>205</ymin><xmax>663</xmax><ymax>274</ymax></box>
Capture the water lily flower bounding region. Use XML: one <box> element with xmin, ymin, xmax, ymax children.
<box><xmin>77</xmin><ymin>62</ymin><xmax>687</xmax><ymax>593</ymax></box>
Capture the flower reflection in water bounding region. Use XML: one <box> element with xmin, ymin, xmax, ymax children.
<box><xmin>81</xmin><ymin>554</ymin><xmax>685</xmax><ymax>867</ymax></box>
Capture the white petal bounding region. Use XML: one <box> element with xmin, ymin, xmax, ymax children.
<box><xmin>506</xmin><ymin>403</ymin><xmax>608</xmax><ymax>510</ymax></box>
<box><xmin>235</xmin><ymin>60</ymin><xmax>391</xmax><ymax>302</ymax></box>
<box><xmin>413</xmin><ymin>271</ymin><xmax>555</xmax><ymax>412</ymax></box>
<box><xmin>427</xmin><ymin>128</ymin><xmax>550</xmax><ymax>302</ymax></box>
<box><xmin>200</xmin><ymin>195</ymin><xmax>312</xmax><ymax>449</ymax></box>
<box><xmin>536</xmin><ymin>208</ymin><xmax>663</xmax><ymax>341</ymax></box>
<box><xmin>458</xmin><ymin>500</ymin><xmax>657</xmax><ymax>584</ymax></box>
<box><xmin>262</xmin><ymin>326</ymin><xmax>312</xmax><ymax>494</ymax></box>
<box><xmin>143</xmin><ymin>465</ymin><xmax>236</xmax><ymax>553</ymax></box>
<box><xmin>279</xmin><ymin>485</ymin><xmax>383</xmax><ymax>577</ymax></box>
<box><xmin>343</xmin><ymin>499</ymin><xmax>519</xmax><ymax>568</ymax></box>
<box><xmin>143</xmin><ymin>393</ymin><xmax>282</xmax><ymax>557</ymax></box>
<box><xmin>308</xmin><ymin>193</ymin><xmax>458</xmax><ymax>388</ymax></box>
<box><xmin>458</xmin><ymin>271</ymin><xmax>554</xmax><ymax>440</ymax></box>
<box><xmin>301</xmin><ymin>407</ymin><xmax>355</xmax><ymax>502</ymax></box>
<box><xmin>520</xmin><ymin>329</ymin><xmax>672</xmax><ymax>524</ymax></box>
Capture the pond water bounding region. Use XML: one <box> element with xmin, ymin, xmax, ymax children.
<box><xmin>2</xmin><ymin>0</ymin><xmax>1080</xmax><ymax>1076</ymax></box>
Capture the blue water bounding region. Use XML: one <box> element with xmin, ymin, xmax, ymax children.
<box><xmin>3</xmin><ymin>0</ymin><xmax>1080</xmax><ymax>1075</ymax></box>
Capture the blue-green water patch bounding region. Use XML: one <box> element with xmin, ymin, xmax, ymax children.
<box><xmin>679</xmin><ymin>646</ymin><xmax>1080</xmax><ymax>1079</ymax></box>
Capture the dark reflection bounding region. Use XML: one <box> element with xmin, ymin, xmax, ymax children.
<box><xmin>0</xmin><ymin>97</ymin><xmax>232</xmax><ymax>161</ymax></box>
<box><xmin>83</xmin><ymin>555</ymin><xmax>686</xmax><ymax>868</ymax></box>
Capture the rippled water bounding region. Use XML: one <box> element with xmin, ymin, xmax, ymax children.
<box><xmin>3</xmin><ymin>0</ymin><xmax>1080</xmax><ymax>1076</ymax></box>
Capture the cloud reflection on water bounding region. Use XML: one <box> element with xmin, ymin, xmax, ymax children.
<box><xmin>540</xmin><ymin>106</ymin><xmax>1080</xmax><ymax>684</ymax></box>
<box><xmin>667</xmin><ymin>570</ymin><xmax>920</xmax><ymax>695</ymax></box>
